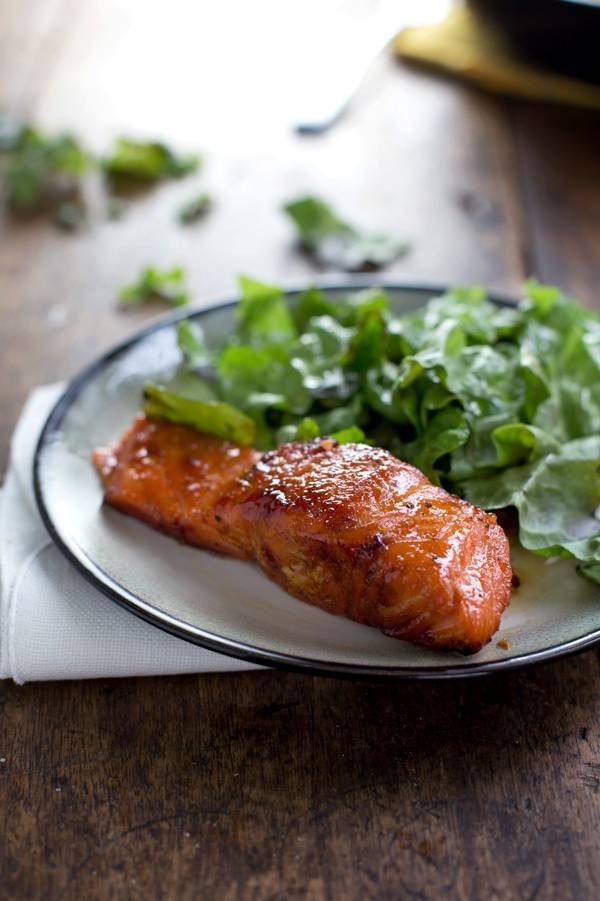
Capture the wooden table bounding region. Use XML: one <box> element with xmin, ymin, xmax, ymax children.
<box><xmin>1</xmin><ymin>2</ymin><xmax>599</xmax><ymax>898</ymax></box>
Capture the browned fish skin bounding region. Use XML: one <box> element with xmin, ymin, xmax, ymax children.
<box><xmin>94</xmin><ymin>417</ymin><xmax>513</xmax><ymax>653</ymax></box>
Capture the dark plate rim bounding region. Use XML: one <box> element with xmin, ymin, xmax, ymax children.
<box><xmin>33</xmin><ymin>279</ymin><xmax>600</xmax><ymax>681</ymax></box>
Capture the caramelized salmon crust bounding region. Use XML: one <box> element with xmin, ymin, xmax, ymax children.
<box><xmin>94</xmin><ymin>416</ymin><xmax>513</xmax><ymax>654</ymax></box>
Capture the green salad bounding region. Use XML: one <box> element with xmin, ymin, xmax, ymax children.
<box><xmin>145</xmin><ymin>276</ymin><xmax>600</xmax><ymax>586</ymax></box>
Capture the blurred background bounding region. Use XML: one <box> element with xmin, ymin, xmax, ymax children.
<box><xmin>1</xmin><ymin>0</ymin><xmax>600</xmax><ymax>449</ymax></box>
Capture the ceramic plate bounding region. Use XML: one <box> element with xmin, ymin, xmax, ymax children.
<box><xmin>33</xmin><ymin>282</ymin><xmax>600</xmax><ymax>679</ymax></box>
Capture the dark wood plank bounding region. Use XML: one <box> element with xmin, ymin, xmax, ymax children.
<box><xmin>511</xmin><ymin>102</ymin><xmax>600</xmax><ymax>307</ymax></box>
<box><xmin>0</xmin><ymin>654</ymin><xmax>598</xmax><ymax>900</ymax></box>
<box><xmin>1</xmin><ymin>3</ymin><xmax>599</xmax><ymax>900</ymax></box>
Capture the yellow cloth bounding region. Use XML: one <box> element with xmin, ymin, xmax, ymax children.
<box><xmin>393</xmin><ymin>4</ymin><xmax>600</xmax><ymax>111</ymax></box>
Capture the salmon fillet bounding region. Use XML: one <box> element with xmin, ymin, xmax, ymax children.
<box><xmin>93</xmin><ymin>415</ymin><xmax>512</xmax><ymax>653</ymax></box>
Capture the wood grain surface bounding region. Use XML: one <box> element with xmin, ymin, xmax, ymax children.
<box><xmin>0</xmin><ymin>2</ymin><xmax>599</xmax><ymax>899</ymax></box>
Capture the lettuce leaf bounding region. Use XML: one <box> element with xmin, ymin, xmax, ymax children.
<box><xmin>293</xmin><ymin>286</ymin><xmax>389</xmax><ymax>331</ymax></box>
<box><xmin>176</xmin><ymin>320</ymin><xmax>213</xmax><ymax>371</ymax></box>
<box><xmin>4</xmin><ymin>126</ymin><xmax>90</xmax><ymax>212</ymax></box>
<box><xmin>143</xmin><ymin>385</ymin><xmax>255</xmax><ymax>445</ymax></box>
<box><xmin>331</xmin><ymin>426</ymin><xmax>366</xmax><ymax>444</ymax></box>
<box><xmin>218</xmin><ymin>345</ymin><xmax>310</xmax><ymax>416</ymax></box>
<box><xmin>119</xmin><ymin>266</ymin><xmax>189</xmax><ymax>307</ymax></box>
<box><xmin>103</xmin><ymin>138</ymin><xmax>199</xmax><ymax>180</ymax></box>
<box><xmin>283</xmin><ymin>195</ymin><xmax>409</xmax><ymax>271</ymax></box>
<box><xmin>462</xmin><ymin>437</ymin><xmax>600</xmax><ymax>563</ymax></box>
<box><xmin>178</xmin><ymin>193</ymin><xmax>212</xmax><ymax>224</ymax></box>
<box><xmin>237</xmin><ymin>275</ymin><xmax>297</xmax><ymax>346</ymax></box>
<box><xmin>403</xmin><ymin>407</ymin><xmax>469</xmax><ymax>483</ymax></box>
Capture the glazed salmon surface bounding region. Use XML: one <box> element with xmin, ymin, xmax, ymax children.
<box><xmin>93</xmin><ymin>415</ymin><xmax>261</xmax><ymax>558</ymax></box>
<box><xmin>94</xmin><ymin>416</ymin><xmax>513</xmax><ymax>653</ymax></box>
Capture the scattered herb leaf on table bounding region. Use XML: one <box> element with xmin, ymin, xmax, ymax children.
<box><xmin>119</xmin><ymin>266</ymin><xmax>189</xmax><ymax>308</ymax></box>
<box><xmin>283</xmin><ymin>195</ymin><xmax>409</xmax><ymax>271</ymax></box>
<box><xmin>178</xmin><ymin>193</ymin><xmax>212</xmax><ymax>223</ymax></box>
<box><xmin>103</xmin><ymin>138</ymin><xmax>199</xmax><ymax>181</ymax></box>
<box><xmin>1</xmin><ymin>124</ymin><xmax>90</xmax><ymax>212</ymax></box>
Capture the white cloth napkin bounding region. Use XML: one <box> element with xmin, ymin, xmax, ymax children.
<box><xmin>0</xmin><ymin>385</ymin><xmax>261</xmax><ymax>683</ymax></box>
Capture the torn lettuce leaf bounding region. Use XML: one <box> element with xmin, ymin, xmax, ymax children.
<box><xmin>403</xmin><ymin>406</ymin><xmax>470</xmax><ymax>484</ymax></box>
<box><xmin>330</xmin><ymin>425</ymin><xmax>367</xmax><ymax>444</ymax></box>
<box><xmin>237</xmin><ymin>275</ymin><xmax>297</xmax><ymax>346</ymax></box>
<box><xmin>103</xmin><ymin>138</ymin><xmax>199</xmax><ymax>181</ymax></box>
<box><xmin>289</xmin><ymin>417</ymin><xmax>321</xmax><ymax>442</ymax></box>
<box><xmin>516</xmin><ymin>446</ymin><xmax>600</xmax><ymax>560</ymax></box>
<box><xmin>4</xmin><ymin>126</ymin><xmax>90</xmax><ymax>211</ymax></box>
<box><xmin>119</xmin><ymin>266</ymin><xmax>189</xmax><ymax>307</ymax></box>
<box><xmin>178</xmin><ymin>193</ymin><xmax>212</xmax><ymax>224</ymax></box>
<box><xmin>143</xmin><ymin>385</ymin><xmax>255</xmax><ymax>445</ymax></box>
<box><xmin>292</xmin><ymin>285</ymin><xmax>389</xmax><ymax>331</ymax></box>
<box><xmin>218</xmin><ymin>345</ymin><xmax>310</xmax><ymax>416</ymax></box>
<box><xmin>176</xmin><ymin>320</ymin><xmax>213</xmax><ymax>371</ymax></box>
<box><xmin>283</xmin><ymin>195</ymin><xmax>409</xmax><ymax>271</ymax></box>
<box><xmin>461</xmin><ymin>438</ymin><xmax>600</xmax><ymax>562</ymax></box>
